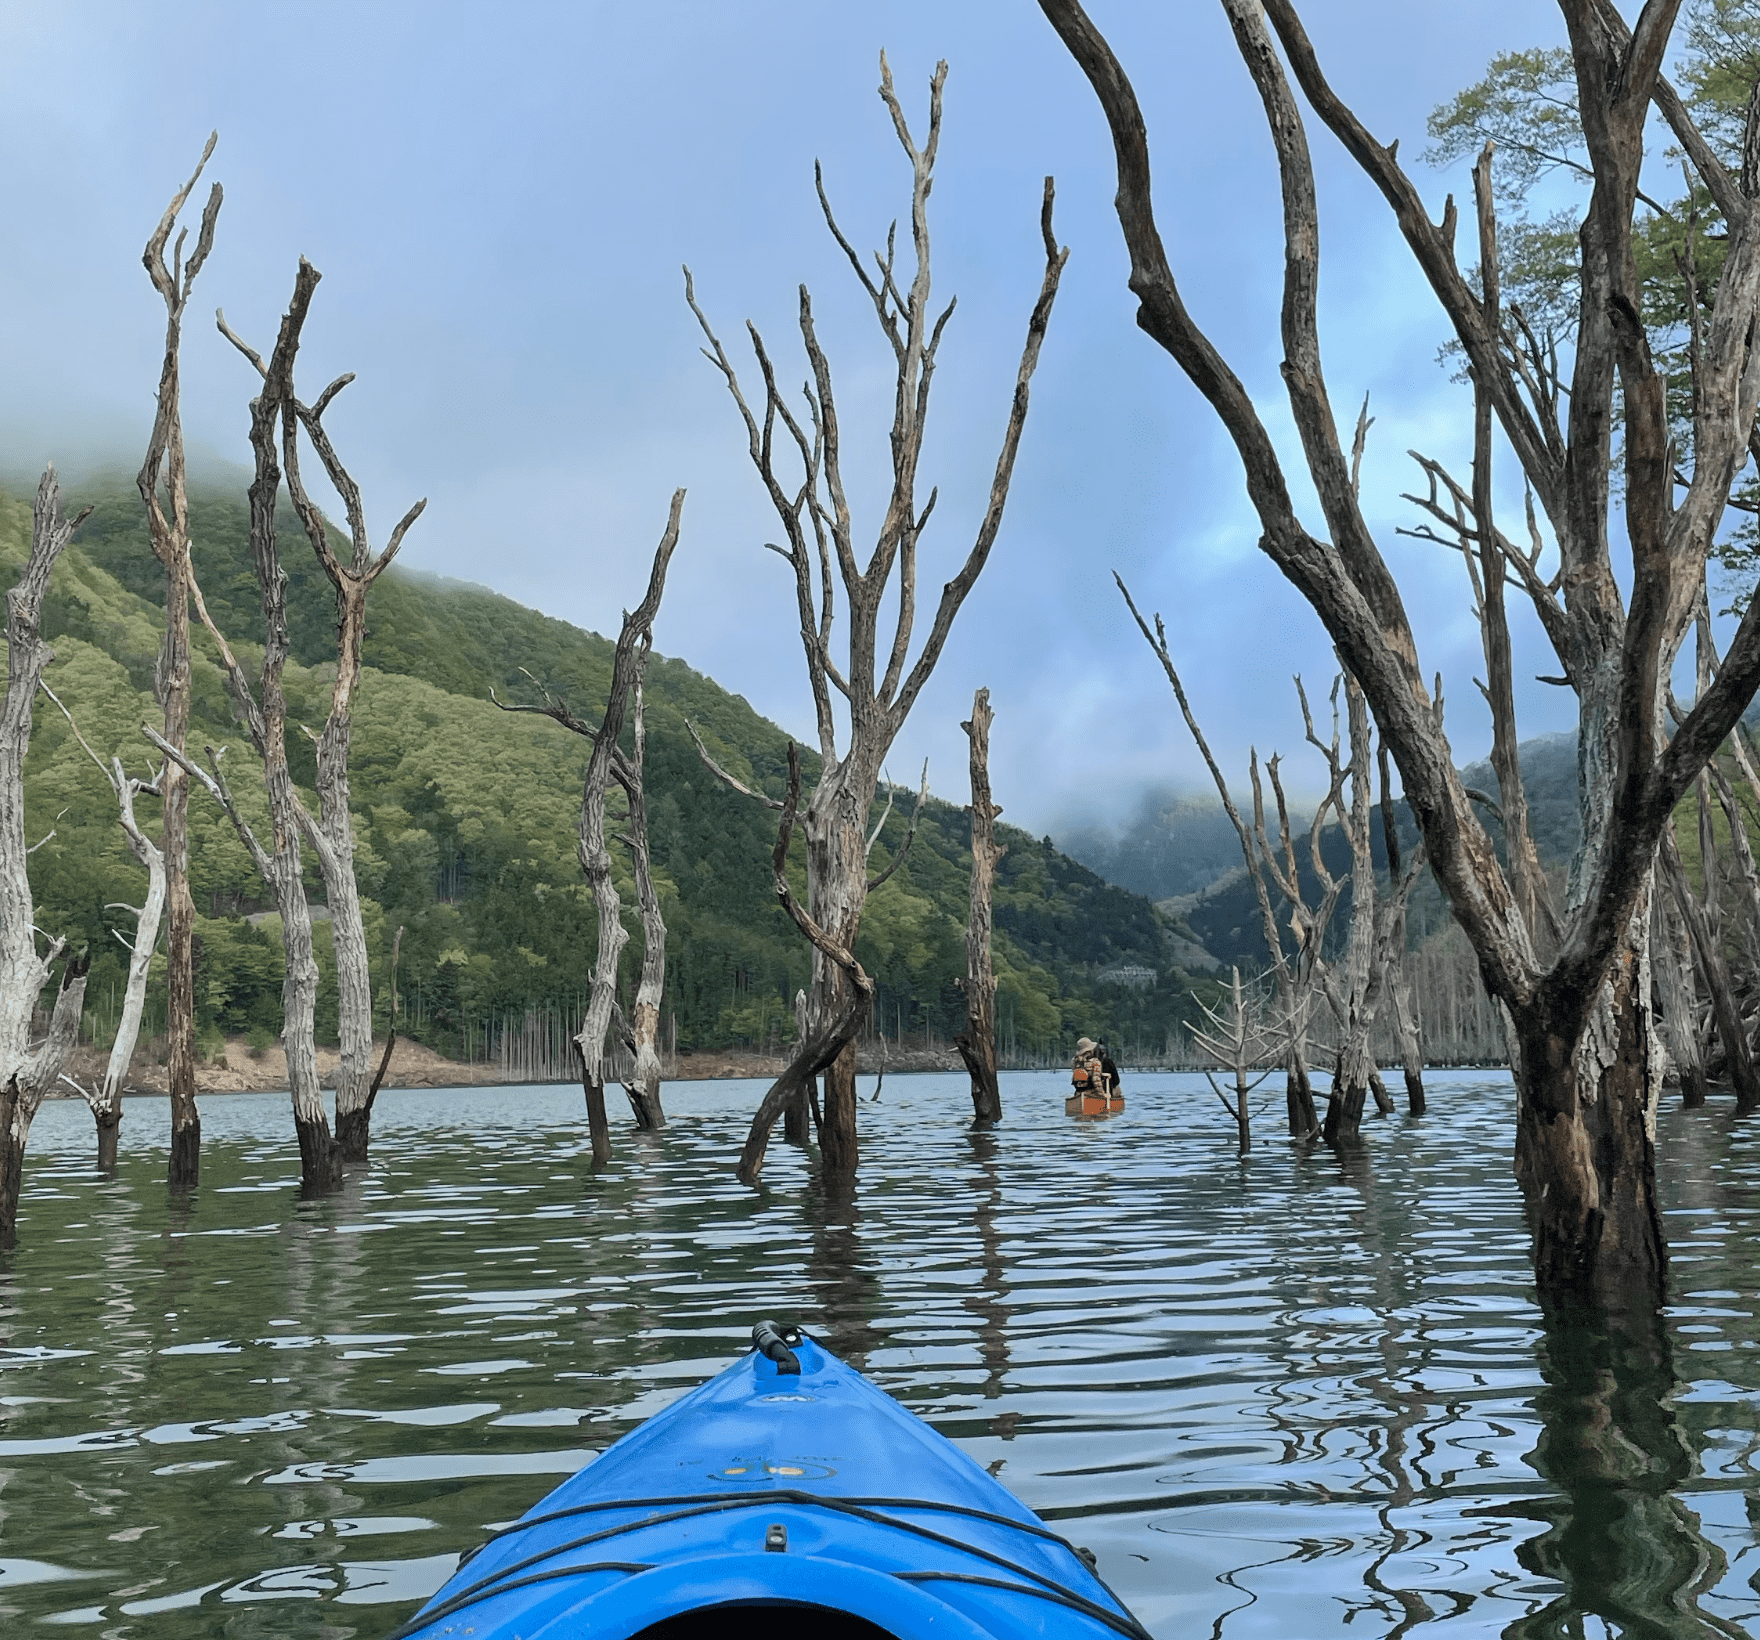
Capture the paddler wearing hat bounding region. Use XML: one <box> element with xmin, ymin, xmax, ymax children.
<box><xmin>1071</xmin><ymin>1036</ymin><xmax>1114</xmax><ymax>1098</ymax></box>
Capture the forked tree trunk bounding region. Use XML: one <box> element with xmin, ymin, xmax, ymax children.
<box><xmin>0</xmin><ymin>956</ymin><xmax>90</xmax><ymax>1250</ymax></box>
<box><xmin>954</xmin><ymin>688</ymin><xmax>1005</xmax><ymax>1124</ymax></box>
<box><xmin>261</xmin><ymin>304</ymin><xmax>425</xmax><ymax>1166</ymax></box>
<box><xmin>138</xmin><ymin>139</ymin><xmax>220</xmax><ymax>1197</ymax></box>
<box><xmin>736</xmin><ymin>746</ymin><xmax>878</xmax><ymax>1185</ymax></box>
<box><xmin>555</xmin><ymin>499</ymin><xmax>683</xmax><ymax>1160</ymax></box>
<box><xmin>37</xmin><ymin>687</ymin><xmax>165</xmax><ymax>1171</ymax></box>
<box><xmin>156</xmin><ymin>261</ymin><xmax>341</xmax><ymax>1196</ymax></box>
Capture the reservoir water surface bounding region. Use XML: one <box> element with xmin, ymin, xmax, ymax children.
<box><xmin>0</xmin><ymin>1069</ymin><xmax>1753</xmax><ymax>1637</ymax></box>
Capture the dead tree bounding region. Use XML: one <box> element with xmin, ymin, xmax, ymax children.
<box><xmin>218</xmin><ymin>265</ymin><xmax>426</xmax><ymax>1163</ymax></box>
<box><xmin>736</xmin><ymin>746</ymin><xmax>877</xmax><ymax>1184</ymax></box>
<box><xmin>611</xmin><ymin>671</ymin><xmax>669</xmax><ymax>1129</ymax></box>
<box><xmin>1117</xmin><ymin>580</ymin><xmax>1325</xmax><ymax>1135</ymax></box>
<box><xmin>147</xmin><ymin>263</ymin><xmax>340</xmax><ymax>1195</ymax></box>
<box><xmin>0</xmin><ymin>470</ymin><xmax>94</xmax><ymax>1246</ymax></box>
<box><xmin>1042</xmin><ymin>0</ymin><xmax>1760</xmax><ymax>1310</ymax></box>
<box><xmin>685</xmin><ymin>53</ymin><xmax>1066</xmax><ymax>1183</ymax></box>
<box><xmin>1192</xmin><ymin>966</ymin><xmax>1278</xmax><ymax>1154</ymax></box>
<box><xmin>788</xmin><ymin>987</ymin><xmax>814</xmax><ymax>1143</ymax></box>
<box><xmin>954</xmin><ymin>687</ymin><xmax>1005</xmax><ymax>1123</ymax></box>
<box><xmin>497</xmin><ymin>495</ymin><xmax>684</xmax><ymax>1156</ymax></box>
<box><xmin>41</xmin><ymin>686</ymin><xmax>164</xmax><ymax>1169</ymax></box>
<box><xmin>1299</xmin><ymin>674</ymin><xmax>1428</xmax><ymax>1142</ymax></box>
<box><xmin>138</xmin><ymin>134</ymin><xmax>221</xmax><ymax>1195</ymax></box>
<box><xmin>1377</xmin><ymin>744</ymin><xmax>1427</xmax><ymax>1114</ymax></box>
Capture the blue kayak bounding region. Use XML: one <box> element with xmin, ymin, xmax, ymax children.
<box><xmin>393</xmin><ymin>1321</ymin><xmax>1149</xmax><ymax>1639</ymax></box>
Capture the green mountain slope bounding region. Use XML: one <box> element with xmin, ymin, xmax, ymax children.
<box><xmin>5</xmin><ymin>479</ymin><xmax>1210</xmax><ymax>1067</ymax></box>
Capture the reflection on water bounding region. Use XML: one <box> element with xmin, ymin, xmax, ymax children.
<box><xmin>0</xmin><ymin>1070</ymin><xmax>1752</xmax><ymax>1638</ymax></box>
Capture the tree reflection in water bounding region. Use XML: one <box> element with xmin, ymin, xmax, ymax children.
<box><xmin>805</xmin><ymin>1171</ymin><xmax>878</xmax><ymax>1368</ymax></box>
<box><xmin>1503</xmin><ymin>1299</ymin><xmax>1740</xmax><ymax>1640</ymax></box>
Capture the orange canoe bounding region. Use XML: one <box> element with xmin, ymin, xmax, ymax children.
<box><xmin>1065</xmin><ymin>1091</ymin><xmax>1125</xmax><ymax>1117</ymax></box>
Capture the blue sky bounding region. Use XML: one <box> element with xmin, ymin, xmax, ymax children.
<box><xmin>1</xmin><ymin>0</ymin><xmax>1580</xmax><ymax>836</ymax></box>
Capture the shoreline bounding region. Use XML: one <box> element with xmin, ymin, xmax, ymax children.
<box><xmin>52</xmin><ymin>1034</ymin><xmax>969</xmax><ymax>1099</ymax></box>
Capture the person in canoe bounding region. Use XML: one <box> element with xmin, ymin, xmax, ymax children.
<box><xmin>1071</xmin><ymin>1036</ymin><xmax>1115</xmax><ymax>1098</ymax></box>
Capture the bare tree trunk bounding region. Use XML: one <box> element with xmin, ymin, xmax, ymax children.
<box><xmin>1659</xmin><ymin>826</ymin><xmax>1760</xmax><ymax>1108</ymax></box>
<box><xmin>256</xmin><ymin>308</ymin><xmax>424</xmax><ymax>1166</ymax></box>
<box><xmin>1650</xmin><ymin>889</ymin><xmax>1709</xmax><ymax>1109</ymax></box>
<box><xmin>574</xmin><ymin>1039</ymin><xmax>612</xmax><ymax>1166</ymax></box>
<box><xmin>530</xmin><ymin>500</ymin><xmax>684</xmax><ymax>1159</ymax></box>
<box><xmin>151</xmin><ymin>263</ymin><xmax>341</xmax><ymax>1195</ymax></box>
<box><xmin>1377</xmin><ymin>743</ymin><xmax>1426</xmax><ymax>1115</ymax></box>
<box><xmin>0</xmin><ymin>956</ymin><xmax>90</xmax><ymax>1250</ymax></box>
<box><xmin>954</xmin><ymin>687</ymin><xmax>1005</xmax><ymax>1124</ymax></box>
<box><xmin>41</xmin><ymin>689</ymin><xmax>164</xmax><ymax>1170</ymax></box>
<box><xmin>1512</xmin><ymin>927</ymin><xmax>1665</xmax><ymax>1303</ymax></box>
<box><xmin>1285</xmin><ymin>1047</ymin><xmax>1318</xmax><ymax>1137</ymax></box>
<box><xmin>0</xmin><ymin>470</ymin><xmax>91</xmax><ymax>1243</ymax></box>
<box><xmin>737</xmin><ymin>746</ymin><xmax>877</xmax><ymax>1185</ymax></box>
<box><xmin>367</xmin><ymin>925</ymin><xmax>403</xmax><ymax>1114</ymax></box>
<box><xmin>617</xmin><ymin>679</ymin><xmax>666</xmax><ymax>1131</ymax></box>
<box><xmin>138</xmin><ymin>138</ymin><xmax>220</xmax><ymax>1197</ymax></box>
<box><xmin>785</xmin><ymin>988</ymin><xmax>812</xmax><ymax>1144</ymax></box>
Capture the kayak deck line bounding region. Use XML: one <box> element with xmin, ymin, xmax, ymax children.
<box><xmin>390</xmin><ymin>1489</ymin><xmax>1153</xmax><ymax>1640</ymax></box>
<box><xmin>394</xmin><ymin>1323</ymin><xmax>1151</xmax><ymax>1639</ymax></box>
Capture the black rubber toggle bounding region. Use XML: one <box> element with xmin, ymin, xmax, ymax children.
<box><xmin>765</xmin><ymin>1523</ymin><xmax>788</xmax><ymax>1553</ymax></box>
<box><xmin>752</xmin><ymin>1319</ymin><xmax>802</xmax><ymax>1375</ymax></box>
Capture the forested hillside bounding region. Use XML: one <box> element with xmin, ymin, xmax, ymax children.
<box><xmin>5</xmin><ymin>479</ymin><xmax>1211</xmax><ymax>1068</ymax></box>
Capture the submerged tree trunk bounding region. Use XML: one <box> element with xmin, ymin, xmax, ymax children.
<box><xmin>617</xmin><ymin>679</ymin><xmax>667</xmax><ymax>1131</ymax></box>
<box><xmin>954</xmin><ymin>688</ymin><xmax>1005</xmax><ymax>1124</ymax></box>
<box><xmin>737</xmin><ymin>747</ymin><xmax>877</xmax><ymax>1186</ymax></box>
<box><xmin>155</xmin><ymin>261</ymin><xmax>340</xmax><ymax>1197</ymax></box>
<box><xmin>138</xmin><ymin>141</ymin><xmax>220</xmax><ymax>1198</ymax></box>
<box><xmin>0</xmin><ymin>955</ymin><xmax>91</xmax><ymax>1249</ymax></box>
<box><xmin>263</xmin><ymin>306</ymin><xmax>425</xmax><ymax>1167</ymax></box>
<box><xmin>1512</xmin><ymin>930</ymin><xmax>1665</xmax><ymax>1308</ymax></box>
<box><xmin>1659</xmin><ymin>826</ymin><xmax>1760</xmax><ymax>1109</ymax></box>
<box><xmin>785</xmin><ymin>990</ymin><xmax>812</xmax><ymax>1145</ymax></box>
<box><xmin>1652</xmin><ymin>884</ymin><xmax>1710</xmax><ymax>1109</ymax></box>
<box><xmin>1285</xmin><ymin>1045</ymin><xmax>1319</xmax><ymax>1137</ymax></box>
<box><xmin>38</xmin><ymin>688</ymin><xmax>166</xmax><ymax>1171</ymax></box>
<box><xmin>0</xmin><ymin>471</ymin><xmax>91</xmax><ymax>1241</ymax></box>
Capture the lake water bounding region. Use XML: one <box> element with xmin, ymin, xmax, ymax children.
<box><xmin>0</xmin><ymin>1070</ymin><xmax>1754</xmax><ymax>1638</ymax></box>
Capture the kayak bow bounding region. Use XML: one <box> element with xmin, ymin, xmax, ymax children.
<box><xmin>394</xmin><ymin>1321</ymin><xmax>1149</xmax><ymax>1639</ymax></box>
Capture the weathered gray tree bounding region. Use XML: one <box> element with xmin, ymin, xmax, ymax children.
<box><xmin>685</xmin><ymin>53</ymin><xmax>1066</xmax><ymax>1183</ymax></box>
<box><xmin>138</xmin><ymin>134</ymin><xmax>222</xmax><ymax>1194</ymax></box>
<box><xmin>498</xmin><ymin>496</ymin><xmax>684</xmax><ymax>1157</ymax></box>
<box><xmin>954</xmin><ymin>687</ymin><xmax>1005</xmax><ymax>1123</ymax></box>
<box><xmin>221</xmin><ymin>276</ymin><xmax>425</xmax><ymax>1163</ymax></box>
<box><xmin>148</xmin><ymin>264</ymin><xmax>340</xmax><ymax>1194</ymax></box>
<box><xmin>0</xmin><ymin>470</ymin><xmax>94</xmax><ymax>1245</ymax></box>
<box><xmin>41</xmin><ymin>685</ymin><xmax>164</xmax><ymax>1169</ymax></box>
<box><xmin>1192</xmin><ymin>966</ymin><xmax>1279</xmax><ymax>1154</ymax></box>
<box><xmin>1042</xmin><ymin>0</ymin><xmax>1760</xmax><ymax>1308</ymax></box>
